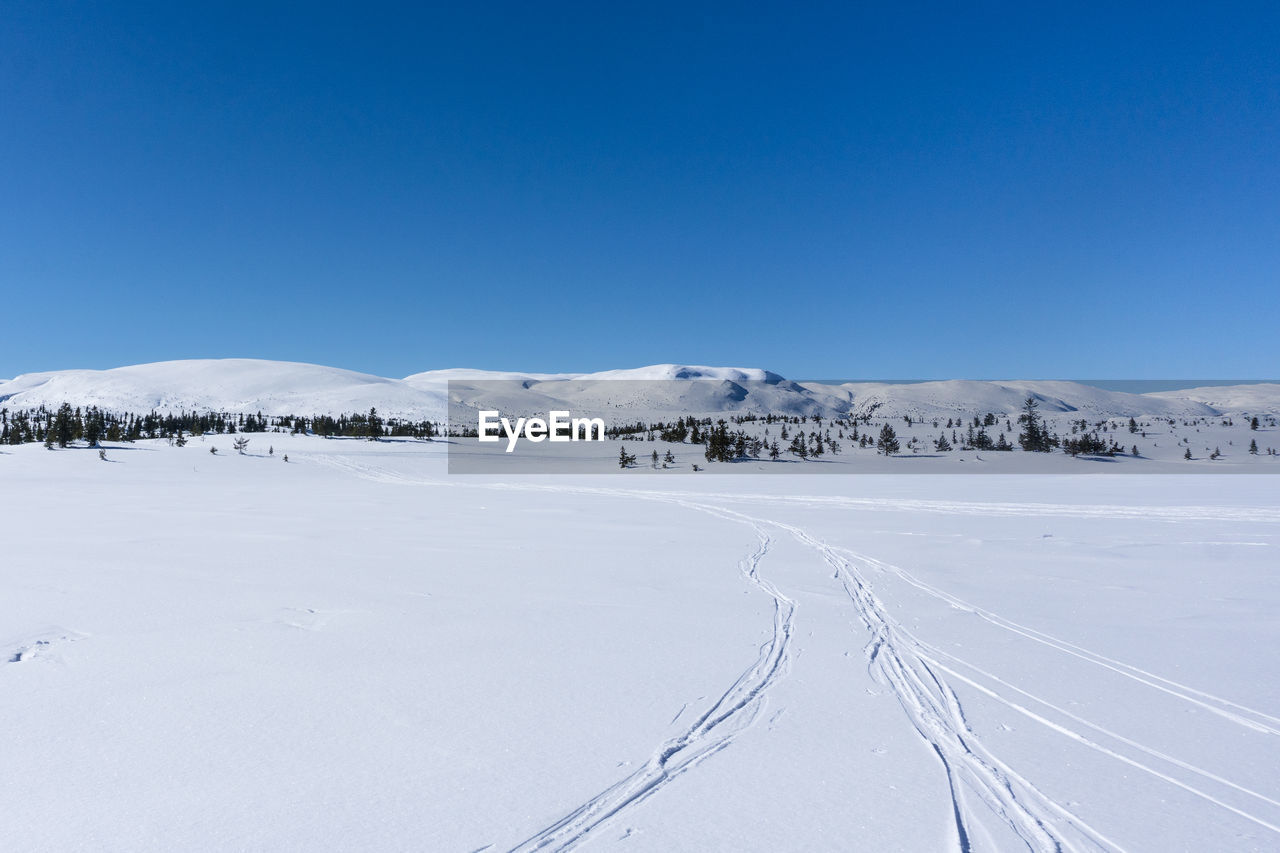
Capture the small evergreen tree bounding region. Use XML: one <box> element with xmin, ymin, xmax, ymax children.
<box><xmin>618</xmin><ymin>446</ymin><xmax>636</xmax><ymax>468</ymax></box>
<box><xmin>877</xmin><ymin>424</ymin><xmax>900</xmax><ymax>456</ymax></box>
<box><xmin>54</xmin><ymin>403</ymin><xmax>76</xmax><ymax>448</ymax></box>
<box><xmin>84</xmin><ymin>408</ymin><xmax>104</xmax><ymax>447</ymax></box>
<box><xmin>1018</xmin><ymin>397</ymin><xmax>1053</xmax><ymax>452</ymax></box>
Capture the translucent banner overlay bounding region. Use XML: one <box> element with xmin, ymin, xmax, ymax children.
<box><xmin>445</xmin><ymin>379</ymin><xmax>1280</xmax><ymax>474</ymax></box>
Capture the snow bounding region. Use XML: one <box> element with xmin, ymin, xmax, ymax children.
<box><xmin>7</xmin><ymin>359</ymin><xmax>1276</xmax><ymax>424</ymax></box>
<box><xmin>403</xmin><ymin>367</ymin><xmax>583</xmax><ymax>385</ymax></box>
<box><xmin>404</xmin><ymin>364</ymin><xmax>784</xmax><ymax>384</ymax></box>
<box><xmin>826</xmin><ymin>380</ymin><xmax>1219</xmax><ymax>419</ymax></box>
<box><xmin>0</xmin><ymin>359</ymin><xmax>446</xmax><ymax>419</ymax></box>
<box><xmin>574</xmin><ymin>365</ymin><xmax>786</xmax><ymax>383</ymax></box>
<box><xmin>1145</xmin><ymin>383</ymin><xmax>1280</xmax><ymax>415</ymax></box>
<box><xmin>3</xmin><ymin>434</ymin><xmax>1279</xmax><ymax>851</ymax></box>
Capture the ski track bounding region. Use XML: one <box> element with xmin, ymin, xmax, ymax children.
<box><xmin>749</xmin><ymin>509</ymin><xmax>1280</xmax><ymax>848</ymax></box>
<box><xmin>833</xmin><ymin>545</ymin><xmax>1280</xmax><ymax>736</ymax></box>
<box><xmin>507</xmin><ymin>508</ymin><xmax>794</xmax><ymax>852</ymax></box>
<box><xmin>710</xmin><ymin>506</ymin><xmax>1120</xmax><ymax>853</ymax></box>
<box><xmin>293</xmin><ymin>457</ymin><xmax>1280</xmax><ymax>525</ymax></box>
<box><xmin>314</xmin><ymin>453</ymin><xmax>1280</xmax><ymax>851</ymax></box>
<box><xmin>313</xmin><ymin>456</ymin><xmax>801</xmax><ymax>849</ymax></box>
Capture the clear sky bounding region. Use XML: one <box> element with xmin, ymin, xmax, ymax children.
<box><xmin>2</xmin><ymin>2</ymin><xmax>1277</xmax><ymax>380</ymax></box>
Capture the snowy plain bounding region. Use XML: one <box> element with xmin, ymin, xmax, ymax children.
<box><xmin>3</xmin><ymin>431</ymin><xmax>1279</xmax><ymax>852</ymax></box>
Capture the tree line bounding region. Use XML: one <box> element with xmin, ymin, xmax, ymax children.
<box><xmin>0</xmin><ymin>404</ymin><xmax>439</xmax><ymax>447</ymax></box>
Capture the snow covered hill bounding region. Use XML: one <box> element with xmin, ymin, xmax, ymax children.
<box><xmin>0</xmin><ymin>359</ymin><xmax>446</xmax><ymax>419</ymax></box>
<box><xmin>1</xmin><ymin>359</ymin><xmax>1276</xmax><ymax>421</ymax></box>
<box><xmin>1144</xmin><ymin>383</ymin><xmax>1280</xmax><ymax>415</ymax></box>
<box><xmin>824</xmin><ymin>379</ymin><xmax>1219</xmax><ymax>419</ymax></box>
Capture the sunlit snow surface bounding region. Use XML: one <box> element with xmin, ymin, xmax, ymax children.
<box><xmin>3</xmin><ymin>435</ymin><xmax>1279</xmax><ymax>851</ymax></box>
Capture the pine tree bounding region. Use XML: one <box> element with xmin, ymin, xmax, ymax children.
<box><xmin>1018</xmin><ymin>397</ymin><xmax>1052</xmax><ymax>452</ymax></box>
<box><xmin>84</xmin><ymin>407</ymin><xmax>104</xmax><ymax>447</ymax></box>
<box><xmin>935</xmin><ymin>433</ymin><xmax>952</xmax><ymax>452</ymax></box>
<box><xmin>877</xmin><ymin>424</ymin><xmax>900</xmax><ymax>456</ymax></box>
<box><xmin>1250</xmin><ymin>438</ymin><xmax>1259</xmax><ymax>455</ymax></box>
<box><xmin>54</xmin><ymin>403</ymin><xmax>76</xmax><ymax>448</ymax></box>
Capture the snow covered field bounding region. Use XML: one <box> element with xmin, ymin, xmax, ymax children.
<box><xmin>4</xmin><ymin>434</ymin><xmax>1280</xmax><ymax>851</ymax></box>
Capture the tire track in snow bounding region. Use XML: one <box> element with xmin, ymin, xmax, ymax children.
<box><xmin>506</xmin><ymin>507</ymin><xmax>794</xmax><ymax>852</ymax></box>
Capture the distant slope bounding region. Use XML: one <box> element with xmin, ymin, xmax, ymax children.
<box><xmin>0</xmin><ymin>359</ymin><xmax>446</xmax><ymax>418</ymax></box>
<box><xmin>826</xmin><ymin>380</ymin><xmax>1218</xmax><ymax>419</ymax></box>
<box><xmin>1144</xmin><ymin>383</ymin><xmax>1280</xmax><ymax>415</ymax></box>
<box><xmin>2</xmin><ymin>359</ymin><xmax>1275</xmax><ymax>421</ymax></box>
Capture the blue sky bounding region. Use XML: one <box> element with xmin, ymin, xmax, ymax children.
<box><xmin>2</xmin><ymin>2</ymin><xmax>1277</xmax><ymax>380</ymax></box>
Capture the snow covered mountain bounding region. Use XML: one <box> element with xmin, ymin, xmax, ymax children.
<box><xmin>0</xmin><ymin>359</ymin><xmax>1274</xmax><ymax>420</ymax></box>
<box><xmin>820</xmin><ymin>380</ymin><xmax>1220</xmax><ymax>419</ymax></box>
<box><xmin>0</xmin><ymin>359</ymin><xmax>445</xmax><ymax>419</ymax></box>
<box><xmin>1143</xmin><ymin>383</ymin><xmax>1280</xmax><ymax>415</ymax></box>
